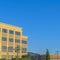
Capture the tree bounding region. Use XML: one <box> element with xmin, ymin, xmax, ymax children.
<box><xmin>25</xmin><ymin>54</ymin><xmax>32</xmax><ymax>60</ymax></box>
<box><xmin>26</xmin><ymin>54</ymin><xmax>31</xmax><ymax>58</ymax></box>
<box><xmin>46</xmin><ymin>49</ymin><xmax>50</xmax><ymax>60</ymax></box>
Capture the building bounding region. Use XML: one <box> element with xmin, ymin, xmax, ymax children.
<box><xmin>0</xmin><ymin>22</ymin><xmax>28</xmax><ymax>59</ymax></box>
<box><xmin>28</xmin><ymin>52</ymin><xmax>60</xmax><ymax>60</ymax></box>
<box><xmin>50</xmin><ymin>54</ymin><xmax>60</xmax><ymax>60</ymax></box>
<box><xmin>40</xmin><ymin>54</ymin><xmax>60</xmax><ymax>60</ymax></box>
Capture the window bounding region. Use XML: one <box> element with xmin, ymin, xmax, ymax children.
<box><xmin>15</xmin><ymin>46</ymin><xmax>20</xmax><ymax>52</ymax></box>
<box><xmin>2</xmin><ymin>46</ymin><xmax>7</xmax><ymax>52</ymax></box>
<box><xmin>22</xmin><ymin>48</ymin><xmax>27</xmax><ymax>53</ymax></box>
<box><xmin>8</xmin><ymin>46</ymin><xmax>13</xmax><ymax>52</ymax></box>
<box><xmin>15</xmin><ymin>31</ymin><xmax>20</xmax><ymax>35</ymax></box>
<box><xmin>9</xmin><ymin>30</ymin><xmax>14</xmax><ymax>34</ymax></box>
<box><xmin>8</xmin><ymin>55</ymin><xmax>13</xmax><ymax>59</ymax></box>
<box><xmin>2</xmin><ymin>55</ymin><xmax>6</xmax><ymax>58</ymax></box>
<box><xmin>22</xmin><ymin>40</ymin><xmax>27</xmax><ymax>44</ymax></box>
<box><xmin>9</xmin><ymin>38</ymin><xmax>13</xmax><ymax>42</ymax></box>
<box><xmin>2</xmin><ymin>37</ymin><xmax>7</xmax><ymax>41</ymax></box>
<box><xmin>2</xmin><ymin>29</ymin><xmax>7</xmax><ymax>33</ymax></box>
<box><xmin>15</xmin><ymin>39</ymin><xmax>20</xmax><ymax>43</ymax></box>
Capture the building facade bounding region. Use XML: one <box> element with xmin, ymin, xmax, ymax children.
<box><xmin>0</xmin><ymin>23</ymin><xmax>28</xmax><ymax>59</ymax></box>
<box><xmin>40</xmin><ymin>54</ymin><xmax>60</xmax><ymax>60</ymax></box>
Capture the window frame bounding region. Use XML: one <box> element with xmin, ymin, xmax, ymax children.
<box><xmin>9</xmin><ymin>30</ymin><xmax>14</xmax><ymax>34</ymax></box>
<box><xmin>2</xmin><ymin>37</ymin><xmax>7</xmax><ymax>41</ymax></box>
<box><xmin>22</xmin><ymin>40</ymin><xmax>27</xmax><ymax>44</ymax></box>
<box><xmin>8</xmin><ymin>46</ymin><xmax>13</xmax><ymax>52</ymax></box>
<box><xmin>2</xmin><ymin>28</ymin><xmax>7</xmax><ymax>33</ymax></box>
<box><xmin>15</xmin><ymin>39</ymin><xmax>20</xmax><ymax>43</ymax></box>
<box><xmin>9</xmin><ymin>38</ymin><xmax>13</xmax><ymax>42</ymax></box>
<box><xmin>2</xmin><ymin>46</ymin><xmax>7</xmax><ymax>52</ymax></box>
<box><xmin>15</xmin><ymin>31</ymin><xmax>20</xmax><ymax>35</ymax></box>
<box><xmin>22</xmin><ymin>48</ymin><xmax>27</xmax><ymax>53</ymax></box>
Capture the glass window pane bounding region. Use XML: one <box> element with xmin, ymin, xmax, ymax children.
<box><xmin>2</xmin><ymin>29</ymin><xmax>7</xmax><ymax>33</ymax></box>
<box><xmin>2</xmin><ymin>46</ymin><xmax>7</xmax><ymax>52</ymax></box>
<box><xmin>2</xmin><ymin>55</ymin><xmax>6</xmax><ymax>58</ymax></box>
<box><xmin>15</xmin><ymin>31</ymin><xmax>20</xmax><ymax>35</ymax></box>
<box><xmin>15</xmin><ymin>46</ymin><xmax>20</xmax><ymax>52</ymax></box>
<box><xmin>2</xmin><ymin>37</ymin><xmax>7</xmax><ymax>41</ymax></box>
<box><xmin>9</xmin><ymin>30</ymin><xmax>14</xmax><ymax>34</ymax></box>
<box><xmin>9</xmin><ymin>38</ymin><xmax>13</xmax><ymax>42</ymax></box>
<box><xmin>22</xmin><ymin>48</ymin><xmax>27</xmax><ymax>53</ymax></box>
<box><xmin>15</xmin><ymin>39</ymin><xmax>20</xmax><ymax>43</ymax></box>
<box><xmin>22</xmin><ymin>40</ymin><xmax>27</xmax><ymax>44</ymax></box>
<box><xmin>8</xmin><ymin>46</ymin><xmax>13</xmax><ymax>52</ymax></box>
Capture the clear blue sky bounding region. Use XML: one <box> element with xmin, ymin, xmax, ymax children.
<box><xmin>0</xmin><ymin>0</ymin><xmax>60</xmax><ymax>54</ymax></box>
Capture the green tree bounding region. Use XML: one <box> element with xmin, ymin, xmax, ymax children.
<box><xmin>26</xmin><ymin>54</ymin><xmax>31</xmax><ymax>58</ymax></box>
<box><xmin>13</xmin><ymin>58</ymin><xmax>26</xmax><ymax>60</ymax></box>
<box><xmin>46</xmin><ymin>49</ymin><xmax>50</xmax><ymax>60</ymax></box>
<box><xmin>20</xmin><ymin>58</ymin><xmax>26</xmax><ymax>60</ymax></box>
<box><xmin>25</xmin><ymin>54</ymin><xmax>32</xmax><ymax>60</ymax></box>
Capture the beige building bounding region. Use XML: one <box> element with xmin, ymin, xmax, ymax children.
<box><xmin>0</xmin><ymin>22</ymin><xmax>28</xmax><ymax>59</ymax></box>
<box><xmin>50</xmin><ymin>54</ymin><xmax>60</xmax><ymax>60</ymax></box>
<box><xmin>40</xmin><ymin>54</ymin><xmax>60</xmax><ymax>60</ymax></box>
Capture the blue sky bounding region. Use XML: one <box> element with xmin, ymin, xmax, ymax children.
<box><xmin>0</xmin><ymin>0</ymin><xmax>60</xmax><ymax>54</ymax></box>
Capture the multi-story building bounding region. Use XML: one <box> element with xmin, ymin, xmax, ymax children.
<box><xmin>0</xmin><ymin>22</ymin><xmax>28</xmax><ymax>59</ymax></box>
<box><xmin>29</xmin><ymin>53</ymin><xmax>60</xmax><ymax>60</ymax></box>
<box><xmin>40</xmin><ymin>54</ymin><xmax>60</xmax><ymax>60</ymax></box>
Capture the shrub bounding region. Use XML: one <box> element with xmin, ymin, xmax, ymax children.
<box><xmin>20</xmin><ymin>58</ymin><xmax>26</xmax><ymax>60</ymax></box>
<box><xmin>0</xmin><ymin>58</ymin><xmax>6</xmax><ymax>60</ymax></box>
<box><xmin>12</xmin><ymin>58</ymin><xmax>20</xmax><ymax>60</ymax></box>
<box><xmin>12</xmin><ymin>58</ymin><xmax>26</xmax><ymax>60</ymax></box>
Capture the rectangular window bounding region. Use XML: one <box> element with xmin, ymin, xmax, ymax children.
<box><xmin>9</xmin><ymin>30</ymin><xmax>14</xmax><ymax>34</ymax></box>
<box><xmin>22</xmin><ymin>48</ymin><xmax>27</xmax><ymax>53</ymax></box>
<box><xmin>2</xmin><ymin>46</ymin><xmax>7</xmax><ymax>52</ymax></box>
<box><xmin>15</xmin><ymin>39</ymin><xmax>20</xmax><ymax>43</ymax></box>
<box><xmin>8</xmin><ymin>55</ymin><xmax>13</xmax><ymax>59</ymax></box>
<box><xmin>22</xmin><ymin>40</ymin><xmax>27</xmax><ymax>44</ymax></box>
<box><xmin>2</xmin><ymin>37</ymin><xmax>7</xmax><ymax>41</ymax></box>
<box><xmin>9</xmin><ymin>38</ymin><xmax>13</xmax><ymax>42</ymax></box>
<box><xmin>8</xmin><ymin>46</ymin><xmax>13</xmax><ymax>52</ymax></box>
<box><xmin>2</xmin><ymin>29</ymin><xmax>7</xmax><ymax>33</ymax></box>
<box><xmin>15</xmin><ymin>46</ymin><xmax>20</xmax><ymax>52</ymax></box>
<box><xmin>2</xmin><ymin>55</ymin><xmax>6</xmax><ymax>58</ymax></box>
<box><xmin>15</xmin><ymin>31</ymin><xmax>20</xmax><ymax>35</ymax></box>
